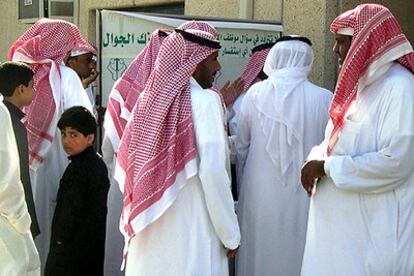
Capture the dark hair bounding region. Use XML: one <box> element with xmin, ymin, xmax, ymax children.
<box><xmin>58</xmin><ymin>106</ymin><xmax>97</xmax><ymax>137</ymax></box>
<box><xmin>0</xmin><ymin>61</ymin><xmax>34</xmax><ymax>97</ymax></box>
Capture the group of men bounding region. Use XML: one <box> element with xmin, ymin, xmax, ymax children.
<box><xmin>1</xmin><ymin>3</ymin><xmax>414</xmax><ymax>276</ymax></box>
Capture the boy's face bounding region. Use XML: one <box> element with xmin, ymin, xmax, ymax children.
<box><xmin>60</xmin><ymin>127</ymin><xmax>94</xmax><ymax>156</ymax></box>
<box><xmin>19</xmin><ymin>79</ymin><xmax>35</xmax><ymax>106</ymax></box>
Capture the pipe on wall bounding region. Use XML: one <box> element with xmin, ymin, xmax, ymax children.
<box><xmin>239</xmin><ymin>0</ymin><xmax>253</xmax><ymax>19</ymax></box>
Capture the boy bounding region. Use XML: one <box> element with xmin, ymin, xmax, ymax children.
<box><xmin>0</xmin><ymin>61</ymin><xmax>40</xmax><ymax>238</ymax></box>
<box><xmin>45</xmin><ymin>106</ymin><xmax>109</xmax><ymax>276</ymax></box>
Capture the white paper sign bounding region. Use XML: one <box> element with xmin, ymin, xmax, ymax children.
<box><xmin>99</xmin><ymin>10</ymin><xmax>282</xmax><ymax>106</ymax></box>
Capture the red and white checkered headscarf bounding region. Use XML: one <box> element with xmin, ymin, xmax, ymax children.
<box><xmin>178</xmin><ymin>20</ymin><xmax>217</xmax><ymax>37</ymax></box>
<box><xmin>328</xmin><ymin>4</ymin><xmax>414</xmax><ymax>155</ymax></box>
<box><xmin>116</xmin><ymin>26</ymin><xmax>220</xmax><ymax>246</ymax></box>
<box><xmin>221</xmin><ymin>44</ymin><xmax>272</xmax><ymax>107</ymax></box>
<box><xmin>240</xmin><ymin>44</ymin><xmax>273</xmax><ymax>92</ymax></box>
<box><xmin>104</xmin><ymin>29</ymin><xmax>170</xmax><ymax>151</ymax></box>
<box><xmin>177</xmin><ymin>21</ymin><xmax>227</xmax><ymax>115</ymax></box>
<box><xmin>8</xmin><ymin>18</ymin><xmax>96</xmax><ymax>165</ymax></box>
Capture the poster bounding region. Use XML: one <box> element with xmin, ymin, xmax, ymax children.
<box><xmin>99</xmin><ymin>10</ymin><xmax>283</xmax><ymax>106</ymax></box>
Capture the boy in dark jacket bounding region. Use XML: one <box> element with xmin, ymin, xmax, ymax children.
<box><xmin>0</xmin><ymin>61</ymin><xmax>40</xmax><ymax>238</ymax></box>
<box><xmin>45</xmin><ymin>106</ymin><xmax>109</xmax><ymax>276</ymax></box>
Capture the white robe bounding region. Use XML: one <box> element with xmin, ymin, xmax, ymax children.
<box><xmin>302</xmin><ymin>63</ymin><xmax>414</xmax><ymax>276</ymax></box>
<box><xmin>85</xmin><ymin>85</ymin><xmax>98</xmax><ymax>118</ymax></box>
<box><xmin>228</xmin><ymin>77</ymin><xmax>262</xmax><ymax>137</ymax></box>
<box><xmin>0</xmin><ymin>97</ymin><xmax>40</xmax><ymax>276</ymax></box>
<box><xmin>125</xmin><ymin>78</ymin><xmax>240</xmax><ymax>276</ymax></box>
<box><xmin>102</xmin><ymin>135</ymin><xmax>124</xmax><ymax>276</ymax></box>
<box><xmin>30</xmin><ymin>65</ymin><xmax>93</xmax><ymax>271</ymax></box>
<box><xmin>235</xmin><ymin>78</ymin><xmax>332</xmax><ymax>276</ymax></box>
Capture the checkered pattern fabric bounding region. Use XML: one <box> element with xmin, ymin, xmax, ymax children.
<box><xmin>328</xmin><ymin>4</ymin><xmax>414</xmax><ymax>155</ymax></box>
<box><xmin>105</xmin><ymin>29</ymin><xmax>169</xmax><ymax>150</ymax></box>
<box><xmin>116</xmin><ymin>26</ymin><xmax>219</xmax><ymax>241</ymax></box>
<box><xmin>8</xmin><ymin>18</ymin><xmax>95</xmax><ymax>164</ymax></box>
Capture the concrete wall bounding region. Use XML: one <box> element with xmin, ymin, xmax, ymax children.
<box><xmin>283</xmin><ymin>0</ymin><xmax>414</xmax><ymax>90</ymax></box>
<box><xmin>254</xmin><ymin>0</ymin><xmax>282</xmax><ymax>22</ymax></box>
<box><xmin>0</xmin><ymin>0</ymin><xmax>180</xmax><ymax>61</ymax></box>
<box><xmin>283</xmin><ymin>0</ymin><xmax>338</xmax><ymax>90</ymax></box>
<box><xmin>0</xmin><ymin>1</ymin><xmax>33</xmax><ymax>62</ymax></box>
<box><xmin>185</xmin><ymin>0</ymin><xmax>282</xmax><ymax>21</ymax></box>
<box><xmin>1</xmin><ymin>0</ymin><xmax>413</xmax><ymax>90</ymax></box>
<box><xmin>185</xmin><ymin>0</ymin><xmax>240</xmax><ymax>19</ymax></box>
<box><xmin>79</xmin><ymin>0</ymin><xmax>183</xmax><ymax>45</ymax></box>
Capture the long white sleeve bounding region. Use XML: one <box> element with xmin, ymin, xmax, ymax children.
<box><xmin>234</xmin><ymin>92</ymin><xmax>252</xmax><ymax>189</ymax></box>
<box><xmin>193</xmin><ymin>93</ymin><xmax>240</xmax><ymax>250</ymax></box>
<box><xmin>0</xmin><ymin>103</ymin><xmax>31</xmax><ymax>234</ymax></box>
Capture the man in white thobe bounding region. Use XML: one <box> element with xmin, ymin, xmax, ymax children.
<box><xmin>102</xmin><ymin>29</ymin><xmax>169</xmax><ymax>276</ymax></box>
<box><xmin>115</xmin><ymin>25</ymin><xmax>240</xmax><ymax>276</ymax></box>
<box><xmin>0</xmin><ymin>95</ymin><xmax>40</xmax><ymax>276</ymax></box>
<box><xmin>235</xmin><ymin>36</ymin><xmax>332</xmax><ymax>276</ymax></box>
<box><xmin>301</xmin><ymin>4</ymin><xmax>414</xmax><ymax>275</ymax></box>
<box><xmin>66</xmin><ymin>49</ymin><xmax>99</xmax><ymax>117</ymax></box>
<box><xmin>9</xmin><ymin>18</ymin><xmax>95</xmax><ymax>271</ymax></box>
<box><xmin>228</xmin><ymin>42</ymin><xmax>273</xmax><ymax>137</ymax></box>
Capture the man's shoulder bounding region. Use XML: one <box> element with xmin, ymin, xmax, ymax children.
<box><xmin>191</xmin><ymin>86</ymin><xmax>220</xmax><ymax>108</ymax></box>
<box><xmin>380</xmin><ymin>63</ymin><xmax>414</xmax><ymax>98</ymax></box>
<box><xmin>385</xmin><ymin>63</ymin><xmax>414</xmax><ymax>85</ymax></box>
<box><xmin>60</xmin><ymin>64</ymin><xmax>81</xmax><ymax>81</ymax></box>
<box><xmin>304</xmin><ymin>81</ymin><xmax>333</xmax><ymax>98</ymax></box>
<box><xmin>64</xmin><ymin>153</ymin><xmax>108</xmax><ymax>179</ymax></box>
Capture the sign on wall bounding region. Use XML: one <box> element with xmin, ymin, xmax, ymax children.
<box><xmin>99</xmin><ymin>10</ymin><xmax>282</xmax><ymax>106</ymax></box>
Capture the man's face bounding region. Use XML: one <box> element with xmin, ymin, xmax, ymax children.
<box><xmin>193</xmin><ymin>51</ymin><xmax>221</xmax><ymax>89</ymax></box>
<box><xmin>67</xmin><ymin>53</ymin><xmax>96</xmax><ymax>79</ymax></box>
<box><xmin>333</xmin><ymin>34</ymin><xmax>352</xmax><ymax>66</ymax></box>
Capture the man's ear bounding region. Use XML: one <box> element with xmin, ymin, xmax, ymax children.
<box><xmin>86</xmin><ymin>133</ymin><xmax>95</xmax><ymax>145</ymax></box>
<box><xmin>16</xmin><ymin>84</ymin><xmax>25</xmax><ymax>95</ymax></box>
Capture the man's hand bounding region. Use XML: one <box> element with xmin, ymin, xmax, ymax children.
<box><xmin>82</xmin><ymin>68</ymin><xmax>99</xmax><ymax>88</ymax></box>
<box><xmin>220</xmin><ymin>77</ymin><xmax>245</xmax><ymax>106</ymax></box>
<box><xmin>301</xmin><ymin>160</ymin><xmax>326</xmax><ymax>197</ymax></box>
<box><xmin>227</xmin><ymin>245</ymin><xmax>240</xmax><ymax>258</ymax></box>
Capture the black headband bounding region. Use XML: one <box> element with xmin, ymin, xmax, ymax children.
<box><xmin>252</xmin><ymin>43</ymin><xmax>276</xmax><ymax>53</ymax></box>
<box><xmin>275</xmin><ymin>36</ymin><xmax>312</xmax><ymax>46</ymax></box>
<box><xmin>175</xmin><ymin>29</ymin><xmax>221</xmax><ymax>49</ymax></box>
<box><xmin>158</xmin><ymin>29</ymin><xmax>171</xmax><ymax>37</ymax></box>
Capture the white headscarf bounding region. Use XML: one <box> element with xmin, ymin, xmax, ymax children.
<box><xmin>252</xmin><ymin>39</ymin><xmax>313</xmax><ymax>190</ymax></box>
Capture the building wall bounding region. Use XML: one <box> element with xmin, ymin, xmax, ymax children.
<box><xmin>185</xmin><ymin>0</ymin><xmax>282</xmax><ymax>21</ymax></box>
<box><xmin>254</xmin><ymin>0</ymin><xmax>282</xmax><ymax>22</ymax></box>
<box><xmin>283</xmin><ymin>0</ymin><xmax>338</xmax><ymax>90</ymax></box>
<box><xmin>0</xmin><ymin>1</ymin><xmax>34</xmax><ymax>62</ymax></box>
<box><xmin>79</xmin><ymin>0</ymin><xmax>182</xmax><ymax>45</ymax></box>
<box><xmin>283</xmin><ymin>0</ymin><xmax>414</xmax><ymax>90</ymax></box>
<box><xmin>1</xmin><ymin>0</ymin><xmax>413</xmax><ymax>89</ymax></box>
<box><xmin>185</xmin><ymin>0</ymin><xmax>240</xmax><ymax>19</ymax></box>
